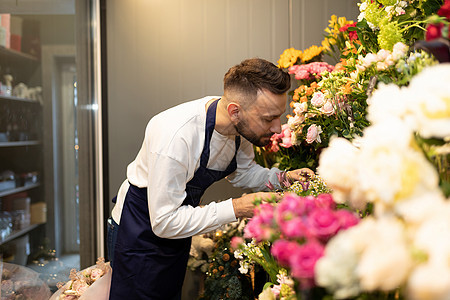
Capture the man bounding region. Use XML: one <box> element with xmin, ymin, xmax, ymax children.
<box><xmin>108</xmin><ymin>58</ymin><xmax>313</xmax><ymax>299</ymax></box>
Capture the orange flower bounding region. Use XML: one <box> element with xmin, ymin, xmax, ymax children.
<box><xmin>341</xmin><ymin>81</ymin><xmax>353</xmax><ymax>94</ymax></box>
<box><xmin>300</xmin><ymin>96</ymin><xmax>308</xmax><ymax>103</ymax></box>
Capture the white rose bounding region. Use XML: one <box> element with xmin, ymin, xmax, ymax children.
<box><xmin>407</xmin><ymin>263</ymin><xmax>450</xmax><ymax>300</ymax></box>
<box><xmin>356</xmin><ymin>218</ymin><xmax>412</xmax><ymax>291</ymax></box>
<box><xmin>407</xmin><ymin>64</ymin><xmax>450</xmax><ymax>139</ymax></box>
<box><xmin>318</xmin><ymin>137</ymin><xmax>361</xmax><ymax>206</ymax></box>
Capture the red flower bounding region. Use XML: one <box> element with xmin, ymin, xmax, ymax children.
<box><xmin>426</xmin><ymin>23</ymin><xmax>444</xmax><ymax>41</ymax></box>
<box><xmin>339</xmin><ymin>22</ymin><xmax>358</xmax><ymax>40</ymax></box>
<box><xmin>438</xmin><ymin>0</ymin><xmax>450</xmax><ymax>19</ymax></box>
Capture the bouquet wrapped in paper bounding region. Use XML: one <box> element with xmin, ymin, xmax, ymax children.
<box><xmin>50</xmin><ymin>257</ymin><xmax>111</xmax><ymax>300</ymax></box>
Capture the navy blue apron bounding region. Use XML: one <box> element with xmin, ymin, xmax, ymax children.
<box><xmin>109</xmin><ymin>99</ymin><xmax>240</xmax><ymax>300</ymax></box>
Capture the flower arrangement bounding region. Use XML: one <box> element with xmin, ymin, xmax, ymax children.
<box><xmin>56</xmin><ymin>258</ymin><xmax>110</xmax><ymax>299</ymax></box>
<box><xmin>315</xmin><ymin>63</ymin><xmax>450</xmax><ymax>299</ymax></box>
<box><xmin>232</xmin><ymin>193</ymin><xmax>360</xmax><ymax>299</ymax></box>
<box><xmin>256</xmin><ymin>0</ymin><xmax>443</xmax><ymax>173</ymax></box>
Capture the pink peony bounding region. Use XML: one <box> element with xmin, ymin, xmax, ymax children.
<box><xmin>289</xmin><ymin>241</ymin><xmax>324</xmax><ymax>283</ymax></box>
<box><xmin>306</xmin><ymin>124</ymin><xmax>322</xmax><ymax>144</ymax></box>
<box><xmin>271</xmin><ymin>239</ymin><xmax>301</xmax><ymax>267</ymax></box>
<box><xmin>306</xmin><ymin>208</ymin><xmax>341</xmax><ymax>242</ymax></box>
<box><xmin>311</xmin><ymin>92</ymin><xmax>326</xmax><ymax>107</ymax></box>
<box><xmin>335</xmin><ymin>209</ymin><xmax>359</xmax><ymax>230</ymax></box>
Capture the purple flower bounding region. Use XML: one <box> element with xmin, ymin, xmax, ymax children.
<box><xmin>265</xmin><ymin>180</ymin><xmax>275</xmax><ymax>191</ymax></box>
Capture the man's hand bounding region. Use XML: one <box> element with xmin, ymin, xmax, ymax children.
<box><xmin>232</xmin><ymin>192</ymin><xmax>280</xmax><ymax>219</ymax></box>
<box><xmin>286</xmin><ymin>168</ymin><xmax>315</xmax><ymax>182</ymax></box>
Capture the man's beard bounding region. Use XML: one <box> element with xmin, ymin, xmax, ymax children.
<box><xmin>234</xmin><ymin>118</ymin><xmax>272</xmax><ymax>147</ymax></box>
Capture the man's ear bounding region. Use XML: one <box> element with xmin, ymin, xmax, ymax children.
<box><xmin>227</xmin><ymin>102</ymin><xmax>241</xmax><ymax>122</ymax></box>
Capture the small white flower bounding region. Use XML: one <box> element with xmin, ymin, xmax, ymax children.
<box><xmin>238</xmin><ymin>261</ymin><xmax>249</xmax><ymax>274</ymax></box>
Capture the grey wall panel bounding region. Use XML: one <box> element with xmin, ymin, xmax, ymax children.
<box><xmin>106</xmin><ymin>0</ymin><xmax>359</xmax><ymax>208</ymax></box>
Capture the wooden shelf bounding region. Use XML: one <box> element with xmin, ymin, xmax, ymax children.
<box><xmin>0</xmin><ymin>141</ymin><xmax>41</xmax><ymax>148</ymax></box>
<box><xmin>0</xmin><ymin>46</ymin><xmax>39</xmax><ymax>62</ymax></box>
<box><xmin>0</xmin><ymin>183</ymin><xmax>40</xmax><ymax>198</ymax></box>
<box><xmin>0</xmin><ymin>94</ymin><xmax>41</xmax><ymax>104</ymax></box>
<box><xmin>0</xmin><ymin>223</ymin><xmax>44</xmax><ymax>245</ymax></box>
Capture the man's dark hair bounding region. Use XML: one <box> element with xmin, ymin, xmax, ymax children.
<box><xmin>223</xmin><ymin>58</ymin><xmax>291</xmax><ymax>106</ymax></box>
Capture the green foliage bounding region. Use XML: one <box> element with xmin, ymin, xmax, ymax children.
<box><xmin>200</xmin><ymin>232</ymin><xmax>254</xmax><ymax>300</ymax></box>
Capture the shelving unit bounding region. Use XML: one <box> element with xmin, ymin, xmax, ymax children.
<box><xmin>0</xmin><ymin>43</ymin><xmax>46</xmax><ymax>266</ymax></box>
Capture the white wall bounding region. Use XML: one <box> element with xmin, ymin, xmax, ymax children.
<box><xmin>106</xmin><ymin>0</ymin><xmax>359</xmax><ymax>205</ymax></box>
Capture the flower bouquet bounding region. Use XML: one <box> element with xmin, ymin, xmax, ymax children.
<box><xmin>50</xmin><ymin>257</ymin><xmax>111</xmax><ymax>300</ymax></box>
<box><xmin>231</xmin><ymin>192</ymin><xmax>360</xmax><ymax>299</ymax></box>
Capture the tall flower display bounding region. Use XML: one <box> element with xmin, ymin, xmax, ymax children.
<box><xmin>256</xmin><ymin>0</ymin><xmax>444</xmax><ymax>173</ymax></box>
<box><xmin>315</xmin><ymin>63</ymin><xmax>450</xmax><ymax>300</ymax></box>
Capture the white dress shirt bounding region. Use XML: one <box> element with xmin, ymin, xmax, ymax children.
<box><xmin>111</xmin><ymin>96</ymin><xmax>281</xmax><ymax>239</ymax></box>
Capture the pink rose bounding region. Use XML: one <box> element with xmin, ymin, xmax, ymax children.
<box><xmin>293</xmin><ymin>102</ymin><xmax>308</xmax><ymax>115</ymax></box>
<box><xmin>287</xmin><ymin>114</ymin><xmax>305</xmax><ymax>129</ymax></box>
<box><xmin>257</xmin><ymin>203</ymin><xmax>275</xmax><ymax>224</ymax></box>
<box><xmin>306</xmin><ymin>208</ymin><xmax>340</xmax><ymax>241</ymax></box>
<box><xmin>72</xmin><ymin>279</ymin><xmax>89</xmax><ymax>295</ymax></box>
<box><xmin>335</xmin><ymin>209</ymin><xmax>359</xmax><ymax>230</ymax></box>
<box><xmin>230</xmin><ymin>236</ymin><xmax>244</xmax><ymax>250</ymax></box>
<box><xmin>276</xmin><ymin>194</ymin><xmax>310</xmax><ymax>221</ymax></box>
<box><xmin>314</xmin><ymin>194</ymin><xmax>336</xmax><ymax>210</ymax></box>
<box><xmin>90</xmin><ymin>268</ymin><xmax>104</xmax><ymax>281</ymax></box>
<box><xmin>320</xmin><ymin>101</ymin><xmax>335</xmax><ymax>116</ymax></box>
<box><xmin>362</xmin><ymin>53</ymin><xmax>378</xmax><ymax>67</ymax></box>
<box><xmin>289</xmin><ymin>241</ymin><xmax>324</xmax><ymax>284</ymax></box>
<box><xmin>244</xmin><ymin>213</ymin><xmax>274</xmax><ymax>242</ymax></box>
<box><xmin>279</xmin><ymin>217</ymin><xmax>308</xmax><ymax>239</ymax></box>
<box><xmin>376</xmin><ymin>49</ymin><xmax>391</xmax><ymax>61</ymax></box>
<box><xmin>280</xmin><ymin>124</ymin><xmax>293</xmax><ymax>148</ymax></box>
<box><xmin>271</xmin><ymin>239</ymin><xmax>301</xmax><ymax>267</ymax></box>
<box><xmin>306</xmin><ymin>124</ymin><xmax>322</xmax><ymax>144</ymax></box>
<box><xmin>311</xmin><ymin>92</ymin><xmax>325</xmax><ymax>107</ymax></box>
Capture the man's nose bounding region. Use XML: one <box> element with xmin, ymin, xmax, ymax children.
<box><xmin>271</xmin><ymin>118</ymin><xmax>282</xmax><ymax>134</ymax></box>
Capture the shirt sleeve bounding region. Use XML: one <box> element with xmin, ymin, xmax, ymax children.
<box><xmin>146</xmin><ymin>152</ymin><xmax>237</xmax><ymax>239</ymax></box>
<box><xmin>226</xmin><ymin>138</ymin><xmax>282</xmax><ymax>191</ymax></box>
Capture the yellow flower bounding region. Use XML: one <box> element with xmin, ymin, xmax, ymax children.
<box><xmin>338</xmin><ymin>16</ymin><xmax>353</xmax><ymax>28</ymax></box>
<box><xmin>301</xmin><ymin>45</ymin><xmax>324</xmax><ymax>62</ymax></box>
<box><xmin>277</xmin><ymin>47</ymin><xmax>302</xmax><ymax>68</ymax></box>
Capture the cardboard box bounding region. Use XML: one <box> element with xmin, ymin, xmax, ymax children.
<box><xmin>30</xmin><ymin>202</ymin><xmax>46</xmax><ymax>224</ymax></box>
